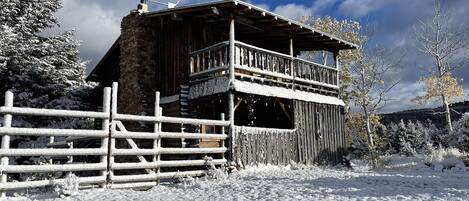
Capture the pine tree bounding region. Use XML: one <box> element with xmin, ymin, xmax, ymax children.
<box><xmin>0</xmin><ymin>0</ymin><xmax>92</xmax><ymax>128</ymax></box>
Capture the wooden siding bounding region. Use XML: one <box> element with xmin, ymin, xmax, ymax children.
<box><xmin>234</xmin><ymin>101</ymin><xmax>347</xmax><ymax>166</ymax></box>
<box><xmin>235</xmin><ymin>126</ymin><xmax>297</xmax><ymax>166</ymax></box>
<box><xmin>294</xmin><ymin>100</ymin><xmax>347</xmax><ymax>165</ymax></box>
<box><xmin>154</xmin><ymin>17</ymin><xmax>227</xmax><ymax>97</ymax></box>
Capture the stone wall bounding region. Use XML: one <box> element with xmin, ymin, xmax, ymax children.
<box><xmin>119</xmin><ymin>12</ymin><xmax>157</xmax><ymax>116</ymax></box>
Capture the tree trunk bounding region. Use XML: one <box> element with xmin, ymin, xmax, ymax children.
<box><xmin>364</xmin><ymin>111</ymin><xmax>375</xmax><ymax>148</ymax></box>
<box><xmin>442</xmin><ymin>94</ymin><xmax>453</xmax><ymax>131</ymax></box>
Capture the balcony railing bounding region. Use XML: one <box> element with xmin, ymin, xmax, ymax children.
<box><xmin>189</xmin><ymin>40</ymin><xmax>339</xmax><ymax>90</ymax></box>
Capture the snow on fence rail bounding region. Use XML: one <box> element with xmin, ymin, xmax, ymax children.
<box><xmin>0</xmin><ymin>82</ymin><xmax>230</xmax><ymax>197</ymax></box>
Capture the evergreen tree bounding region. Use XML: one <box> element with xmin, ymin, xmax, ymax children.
<box><xmin>0</xmin><ymin>0</ymin><xmax>92</xmax><ymax>128</ymax></box>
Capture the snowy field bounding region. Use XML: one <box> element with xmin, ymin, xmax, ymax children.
<box><xmin>9</xmin><ymin>161</ymin><xmax>469</xmax><ymax>201</ymax></box>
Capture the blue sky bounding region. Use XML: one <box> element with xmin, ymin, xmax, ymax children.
<box><xmin>51</xmin><ymin>0</ymin><xmax>469</xmax><ymax>113</ymax></box>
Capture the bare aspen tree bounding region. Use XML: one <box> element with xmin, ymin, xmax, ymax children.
<box><xmin>300</xmin><ymin>16</ymin><xmax>364</xmax><ymax>103</ymax></box>
<box><xmin>413</xmin><ymin>0</ymin><xmax>468</xmax><ymax>131</ymax></box>
<box><xmin>349</xmin><ymin>49</ymin><xmax>400</xmax><ymax>148</ymax></box>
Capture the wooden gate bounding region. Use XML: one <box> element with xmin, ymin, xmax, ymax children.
<box><xmin>0</xmin><ymin>83</ymin><xmax>229</xmax><ymax>197</ymax></box>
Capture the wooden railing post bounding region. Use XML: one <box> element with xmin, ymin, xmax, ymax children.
<box><xmin>1</xmin><ymin>91</ymin><xmax>13</xmax><ymax>197</ymax></box>
<box><xmin>334</xmin><ymin>50</ymin><xmax>340</xmax><ymax>89</ymax></box>
<box><xmin>289</xmin><ymin>37</ymin><xmax>295</xmax><ymax>89</ymax></box>
<box><xmin>101</xmin><ymin>87</ymin><xmax>111</xmax><ymax>188</ymax></box>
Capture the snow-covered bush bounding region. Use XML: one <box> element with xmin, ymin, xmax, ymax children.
<box><xmin>349</xmin><ymin>159</ymin><xmax>372</xmax><ymax>172</ymax></box>
<box><xmin>204</xmin><ymin>156</ymin><xmax>228</xmax><ymax>180</ymax></box>
<box><xmin>443</xmin><ymin>114</ymin><xmax>469</xmax><ymax>152</ymax></box>
<box><xmin>54</xmin><ymin>173</ymin><xmax>80</xmax><ymax>197</ymax></box>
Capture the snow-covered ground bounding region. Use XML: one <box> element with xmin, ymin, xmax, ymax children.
<box><xmin>9</xmin><ymin>161</ymin><xmax>469</xmax><ymax>201</ymax></box>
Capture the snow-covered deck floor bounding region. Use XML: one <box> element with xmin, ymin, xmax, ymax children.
<box><xmin>11</xmin><ymin>165</ymin><xmax>469</xmax><ymax>201</ymax></box>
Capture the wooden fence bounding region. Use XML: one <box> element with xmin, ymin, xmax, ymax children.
<box><xmin>235</xmin><ymin>126</ymin><xmax>297</xmax><ymax>166</ymax></box>
<box><xmin>0</xmin><ymin>82</ymin><xmax>229</xmax><ymax>197</ymax></box>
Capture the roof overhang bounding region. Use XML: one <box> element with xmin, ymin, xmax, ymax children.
<box><xmin>144</xmin><ymin>0</ymin><xmax>358</xmax><ymax>51</ymax></box>
<box><xmin>86</xmin><ymin>37</ymin><xmax>120</xmax><ymax>82</ymax></box>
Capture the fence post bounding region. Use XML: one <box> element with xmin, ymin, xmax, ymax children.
<box><xmin>49</xmin><ymin>136</ymin><xmax>54</xmax><ymax>164</ymax></box>
<box><xmin>153</xmin><ymin>91</ymin><xmax>161</xmax><ymax>185</ymax></box>
<box><xmin>108</xmin><ymin>82</ymin><xmax>119</xmax><ymax>187</ymax></box>
<box><xmin>220</xmin><ymin>113</ymin><xmax>226</xmax><ymax>161</ymax></box>
<box><xmin>101</xmin><ymin>87</ymin><xmax>111</xmax><ymax>188</ymax></box>
<box><xmin>1</xmin><ymin>91</ymin><xmax>13</xmax><ymax>197</ymax></box>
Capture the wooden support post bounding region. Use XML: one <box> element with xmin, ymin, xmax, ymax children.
<box><xmin>333</xmin><ymin>50</ymin><xmax>340</xmax><ymax>97</ymax></box>
<box><xmin>101</xmin><ymin>87</ymin><xmax>111</xmax><ymax>188</ymax></box>
<box><xmin>228</xmin><ymin>14</ymin><xmax>236</xmax><ymax>163</ymax></box>
<box><xmin>1</xmin><ymin>91</ymin><xmax>13</xmax><ymax>198</ymax></box>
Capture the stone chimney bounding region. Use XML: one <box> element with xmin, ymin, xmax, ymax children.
<box><xmin>137</xmin><ymin>0</ymin><xmax>149</xmax><ymax>13</ymax></box>
<box><xmin>118</xmin><ymin>11</ymin><xmax>157</xmax><ymax>117</ymax></box>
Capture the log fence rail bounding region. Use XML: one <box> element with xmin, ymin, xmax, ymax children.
<box><xmin>0</xmin><ymin>82</ymin><xmax>229</xmax><ymax>197</ymax></box>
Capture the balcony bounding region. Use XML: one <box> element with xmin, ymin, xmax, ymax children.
<box><xmin>189</xmin><ymin>41</ymin><xmax>339</xmax><ymax>96</ymax></box>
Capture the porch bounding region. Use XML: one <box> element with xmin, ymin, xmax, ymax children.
<box><xmin>189</xmin><ymin>40</ymin><xmax>340</xmax><ymax>96</ymax></box>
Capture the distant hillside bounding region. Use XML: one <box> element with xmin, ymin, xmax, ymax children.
<box><xmin>380</xmin><ymin>101</ymin><xmax>469</xmax><ymax>128</ymax></box>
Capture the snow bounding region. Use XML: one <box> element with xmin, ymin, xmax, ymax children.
<box><xmin>188</xmin><ymin>76</ymin><xmax>345</xmax><ymax>106</ymax></box>
<box><xmin>189</xmin><ymin>77</ymin><xmax>230</xmax><ymax>100</ymax></box>
<box><xmin>233</xmin><ymin>80</ymin><xmax>345</xmax><ymax>105</ymax></box>
<box><xmin>9</xmin><ymin>162</ymin><xmax>469</xmax><ymax>201</ymax></box>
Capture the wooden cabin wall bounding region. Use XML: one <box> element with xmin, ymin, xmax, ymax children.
<box><xmin>234</xmin><ymin>100</ymin><xmax>347</xmax><ymax>166</ymax></box>
<box><xmin>153</xmin><ymin>16</ymin><xmax>227</xmax><ymax>97</ymax></box>
<box><xmin>294</xmin><ymin>101</ymin><xmax>347</xmax><ymax>165</ymax></box>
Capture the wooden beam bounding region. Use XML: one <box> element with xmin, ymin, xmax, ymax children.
<box><xmin>228</xmin><ymin>14</ymin><xmax>236</xmax><ymax>162</ymax></box>
<box><xmin>170</xmin><ymin>12</ymin><xmax>183</xmax><ymax>21</ymax></box>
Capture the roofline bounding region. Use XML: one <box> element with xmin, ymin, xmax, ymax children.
<box><xmin>86</xmin><ymin>37</ymin><xmax>120</xmax><ymax>82</ymax></box>
<box><xmin>145</xmin><ymin>0</ymin><xmax>359</xmax><ymax>49</ymax></box>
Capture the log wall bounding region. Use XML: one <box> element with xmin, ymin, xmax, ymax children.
<box><xmin>235</xmin><ymin>126</ymin><xmax>297</xmax><ymax>166</ymax></box>
<box><xmin>235</xmin><ymin>101</ymin><xmax>347</xmax><ymax>166</ymax></box>
<box><xmin>294</xmin><ymin>100</ymin><xmax>347</xmax><ymax>166</ymax></box>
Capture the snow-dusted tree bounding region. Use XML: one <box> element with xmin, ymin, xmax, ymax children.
<box><xmin>413</xmin><ymin>0</ymin><xmax>468</xmax><ymax>132</ymax></box>
<box><xmin>413</xmin><ymin>121</ymin><xmax>434</xmax><ymax>154</ymax></box>
<box><xmin>300</xmin><ymin>16</ymin><xmax>364</xmax><ymax>103</ymax></box>
<box><xmin>386</xmin><ymin>120</ymin><xmax>436</xmax><ymax>155</ymax></box>
<box><xmin>349</xmin><ymin>49</ymin><xmax>400</xmax><ymax>149</ymax></box>
<box><xmin>0</xmin><ymin>0</ymin><xmax>91</xmax><ymax>128</ymax></box>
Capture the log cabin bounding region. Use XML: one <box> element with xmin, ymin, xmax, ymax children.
<box><xmin>87</xmin><ymin>0</ymin><xmax>358</xmax><ymax>166</ymax></box>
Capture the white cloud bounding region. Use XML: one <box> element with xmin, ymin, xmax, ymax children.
<box><xmin>43</xmin><ymin>0</ymin><xmax>135</xmax><ymax>72</ymax></box>
<box><xmin>338</xmin><ymin>0</ymin><xmax>392</xmax><ymax>18</ymax></box>
<box><xmin>379</xmin><ymin>82</ymin><xmax>424</xmax><ymax>113</ymax></box>
<box><xmin>56</xmin><ymin>0</ymin><xmax>121</xmax><ymax>55</ymax></box>
<box><xmin>273</xmin><ymin>4</ymin><xmax>314</xmax><ymax>20</ymax></box>
<box><xmin>272</xmin><ymin>0</ymin><xmax>336</xmax><ymax>20</ymax></box>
